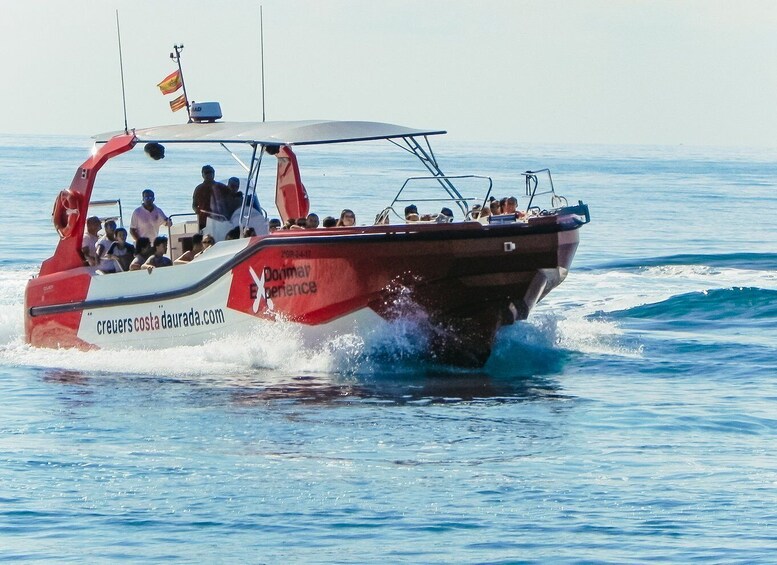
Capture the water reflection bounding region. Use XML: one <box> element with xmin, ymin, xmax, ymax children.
<box><xmin>42</xmin><ymin>368</ymin><xmax>90</xmax><ymax>386</ymax></box>
<box><xmin>40</xmin><ymin>357</ymin><xmax>570</xmax><ymax>408</ymax></box>
<box><xmin>228</xmin><ymin>370</ymin><xmax>568</xmax><ymax>407</ymax></box>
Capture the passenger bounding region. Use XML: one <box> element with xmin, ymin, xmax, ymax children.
<box><xmin>130</xmin><ymin>189</ymin><xmax>172</xmax><ymax>242</ymax></box>
<box><xmin>469</xmin><ymin>204</ymin><xmax>483</xmax><ymax>219</ymax></box>
<box><xmin>192</xmin><ymin>165</ymin><xmax>228</xmax><ymax>231</ymax></box>
<box><xmin>322</xmin><ymin>216</ymin><xmax>337</xmax><ymax>228</ymax></box>
<box><xmin>105</xmin><ymin>227</ymin><xmax>135</xmax><ymax>272</ymax></box>
<box><xmin>437</xmin><ymin>207</ymin><xmax>454</xmax><ymax>223</ymax></box>
<box><xmin>244</xmin><ymin>227</ymin><xmax>257</xmax><ymax>237</ymax></box>
<box><xmin>141</xmin><ymin>236</ymin><xmax>173</xmax><ymax>272</ymax></box>
<box><xmin>306</xmin><ymin>213</ymin><xmax>320</xmax><ymax>229</ymax></box>
<box><xmin>503</xmin><ymin>195</ymin><xmax>526</xmax><ymax>218</ymax></box>
<box><xmin>374</xmin><ymin>210</ymin><xmax>390</xmax><ymax>225</ymax></box>
<box><xmin>268</xmin><ymin>218</ymin><xmax>282</xmax><ymax>232</ymax></box>
<box><xmin>404</xmin><ymin>204</ymin><xmax>419</xmax><ymax>220</ymax></box>
<box><xmin>196</xmin><ymin>234</ymin><xmax>216</xmax><ymax>257</ymax></box>
<box><xmin>224</xmin><ymin>226</ymin><xmax>241</xmax><ymax>240</ymax></box>
<box><xmin>224</xmin><ymin>176</ymin><xmax>244</xmax><ymax>218</ymax></box>
<box><xmin>499</xmin><ymin>197</ymin><xmax>509</xmax><ymax>213</ymax></box>
<box><xmin>295</xmin><ymin>217</ymin><xmax>308</xmax><ymax>228</ymax></box>
<box><xmin>478</xmin><ymin>204</ymin><xmax>492</xmax><ymax>224</ymax></box>
<box><xmin>174</xmin><ymin>233</ymin><xmax>204</xmax><ymax>265</ymax></box>
<box><xmin>282</xmin><ymin>218</ymin><xmax>296</xmax><ymax>230</ymax></box>
<box><xmin>95</xmin><ymin>219</ymin><xmax>118</xmax><ymax>273</ymax></box>
<box><xmin>129</xmin><ymin>237</ymin><xmax>153</xmax><ymax>271</ymax></box>
<box><xmin>337</xmin><ymin>209</ymin><xmax>356</xmax><ymax>227</ymax></box>
<box><xmin>489</xmin><ymin>199</ymin><xmax>501</xmax><ymax>215</ymax></box>
<box><xmin>82</xmin><ymin>216</ymin><xmax>102</xmax><ymax>266</ymax></box>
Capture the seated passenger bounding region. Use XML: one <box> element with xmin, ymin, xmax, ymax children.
<box><xmin>404</xmin><ymin>204</ymin><xmax>419</xmax><ymax>221</ymax></box>
<box><xmin>194</xmin><ymin>235</ymin><xmax>216</xmax><ymax>258</ymax></box>
<box><xmin>268</xmin><ymin>218</ymin><xmax>282</xmax><ymax>232</ymax></box>
<box><xmin>105</xmin><ymin>227</ymin><xmax>135</xmax><ymax>272</ymax></box>
<box><xmin>224</xmin><ymin>226</ymin><xmax>241</xmax><ymax>240</ymax></box>
<box><xmin>337</xmin><ymin>209</ymin><xmax>356</xmax><ymax>227</ymax></box>
<box><xmin>436</xmin><ymin>207</ymin><xmax>454</xmax><ymax>223</ymax></box>
<box><xmin>82</xmin><ymin>216</ymin><xmax>102</xmax><ymax>266</ymax></box>
<box><xmin>478</xmin><ymin>204</ymin><xmax>492</xmax><ymax>224</ymax></box>
<box><xmin>322</xmin><ymin>216</ymin><xmax>337</xmax><ymax>228</ymax></box>
<box><xmin>489</xmin><ymin>199</ymin><xmax>501</xmax><ymax>215</ymax></box>
<box><xmin>95</xmin><ymin>219</ymin><xmax>118</xmax><ymax>273</ymax></box>
<box><xmin>503</xmin><ymin>195</ymin><xmax>526</xmax><ymax>218</ymax></box>
<box><xmin>244</xmin><ymin>227</ymin><xmax>257</xmax><ymax>237</ymax></box>
<box><xmin>141</xmin><ymin>236</ymin><xmax>173</xmax><ymax>272</ymax></box>
<box><xmin>174</xmin><ymin>233</ymin><xmax>204</xmax><ymax>265</ymax></box>
<box><xmin>306</xmin><ymin>213</ymin><xmax>320</xmax><ymax>229</ymax></box>
<box><xmin>129</xmin><ymin>237</ymin><xmax>153</xmax><ymax>271</ymax></box>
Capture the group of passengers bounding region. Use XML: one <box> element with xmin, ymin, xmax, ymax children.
<box><xmin>399</xmin><ymin>204</ymin><xmax>455</xmax><ymax>224</ymax></box>
<box><xmin>192</xmin><ymin>165</ymin><xmax>259</xmax><ymax>230</ymax></box>
<box><xmin>469</xmin><ymin>196</ymin><xmax>525</xmax><ymax>221</ymax></box>
<box><xmin>379</xmin><ymin>195</ymin><xmax>523</xmax><ymax>225</ymax></box>
<box><xmin>82</xmin><ymin>183</ymin><xmax>216</xmax><ymax>274</ymax></box>
<box><xmin>267</xmin><ymin>209</ymin><xmax>357</xmax><ymax>232</ymax></box>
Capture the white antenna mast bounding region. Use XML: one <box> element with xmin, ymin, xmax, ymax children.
<box><xmin>115</xmin><ymin>10</ymin><xmax>129</xmax><ymax>134</ymax></box>
<box><xmin>260</xmin><ymin>5</ymin><xmax>266</xmax><ymax>122</ymax></box>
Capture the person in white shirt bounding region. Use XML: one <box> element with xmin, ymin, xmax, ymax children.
<box><xmin>81</xmin><ymin>216</ymin><xmax>102</xmax><ymax>266</ymax></box>
<box><xmin>95</xmin><ymin>219</ymin><xmax>118</xmax><ymax>272</ymax></box>
<box><xmin>130</xmin><ymin>189</ymin><xmax>172</xmax><ymax>242</ymax></box>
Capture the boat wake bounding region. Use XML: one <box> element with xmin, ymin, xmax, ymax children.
<box><xmin>4</xmin><ymin>252</ymin><xmax>772</xmax><ymax>380</ymax></box>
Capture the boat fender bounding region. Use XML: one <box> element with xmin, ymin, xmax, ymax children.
<box><xmin>52</xmin><ymin>189</ymin><xmax>81</xmax><ymax>239</ymax></box>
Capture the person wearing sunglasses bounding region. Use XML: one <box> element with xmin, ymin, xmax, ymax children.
<box><xmin>129</xmin><ymin>188</ymin><xmax>172</xmax><ymax>243</ymax></box>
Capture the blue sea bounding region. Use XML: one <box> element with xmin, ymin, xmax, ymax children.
<box><xmin>1</xmin><ymin>134</ymin><xmax>776</xmax><ymax>562</ymax></box>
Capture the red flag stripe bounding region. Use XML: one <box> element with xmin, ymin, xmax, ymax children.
<box><xmin>169</xmin><ymin>94</ymin><xmax>188</xmax><ymax>112</ymax></box>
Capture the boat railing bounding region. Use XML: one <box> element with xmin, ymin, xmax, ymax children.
<box><xmin>379</xmin><ymin>175</ymin><xmax>493</xmax><ymax>223</ymax></box>
<box><xmin>88</xmin><ymin>199</ymin><xmax>124</xmax><ymax>228</ymax></box>
<box><xmin>523</xmin><ymin>169</ymin><xmax>569</xmax><ymax>212</ymax></box>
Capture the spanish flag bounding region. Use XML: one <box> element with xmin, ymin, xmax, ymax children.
<box><xmin>169</xmin><ymin>93</ymin><xmax>188</xmax><ymax>112</ymax></box>
<box><xmin>157</xmin><ymin>70</ymin><xmax>182</xmax><ymax>95</ymax></box>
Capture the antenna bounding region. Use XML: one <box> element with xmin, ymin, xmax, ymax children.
<box><xmin>115</xmin><ymin>10</ymin><xmax>129</xmax><ymax>134</ymax></box>
<box><xmin>170</xmin><ymin>44</ymin><xmax>192</xmax><ymax>122</ymax></box>
<box><xmin>260</xmin><ymin>5</ymin><xmax>266</xmax><ymax>122</ymax></box>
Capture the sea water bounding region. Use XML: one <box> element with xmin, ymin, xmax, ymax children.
<box><xmin>0</xmin><ymin>134</ymin><xmax>775</xmax><ymax>562</ymax></box>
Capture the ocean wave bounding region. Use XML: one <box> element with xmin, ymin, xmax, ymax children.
<box><xmin>604</xmin><ymin>287</ymin><xmax>777</xmax><ymax>325</ymax></box>
<box><xmin>588</xmin><ymin>252</ymin><xmax>777</xmax><ymax>272</ymax></box>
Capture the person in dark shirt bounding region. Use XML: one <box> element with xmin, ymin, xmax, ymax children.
<box><xmin>192</xmin><ymin>165</ymin><xmax>228</xmax><ymax>231</ymax></box>
<box><xmin>104</xmin><ymin>227</ymin><xmax>136</xmax><ymax>272</ymax></box>
<box><xmin>141</xmin><ymin>236</ymin><xmax>173</xmax><ymax>272</ymax></box>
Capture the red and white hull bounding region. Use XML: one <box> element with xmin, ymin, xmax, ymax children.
<box><xmin>25</xmin><ymin>218</ymin><xmax>582</xmax><ymax>366</ymax></box>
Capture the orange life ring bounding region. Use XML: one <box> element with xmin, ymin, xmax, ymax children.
<box><xmin>52</xmin><ymin>189</ymin><xmax>81</xmax><ymax>239</ymax></box>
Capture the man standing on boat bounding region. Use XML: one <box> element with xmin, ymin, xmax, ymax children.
<box><xmin>130</xmin><ymin>189</ymin><xmax>172</xmax><ymax>242</ymax></box>
<box><xmin>192</xmin><ymin>165</ymin><xmax>228</xmax><ymax>231</ymax></box>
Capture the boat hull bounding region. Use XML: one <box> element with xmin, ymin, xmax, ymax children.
<box><xmin>25</xmin><ymin>218</ymin><xmax>582</xmax><ymax>366</ymax></box>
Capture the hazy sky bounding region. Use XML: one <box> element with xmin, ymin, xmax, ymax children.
<box><xmin>2</xmin><ymin>0</ymin><xmax>776</xmax><ymax>146</ymax></box>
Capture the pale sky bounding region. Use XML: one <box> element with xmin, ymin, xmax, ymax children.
<box><xmin>2</xmin><ymin>0</ymin><xmax>776</xmax><ymax>147</ymax></box>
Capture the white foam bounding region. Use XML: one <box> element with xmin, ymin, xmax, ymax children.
<box><xmin>3</xmin><ymin>259</ymin><xmax>770</xmax><ymax>375</ymax></box>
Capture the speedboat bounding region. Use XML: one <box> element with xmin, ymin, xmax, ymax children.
<box><xmin>24</xmin><ymin>114</ymin><xmax>590</xmax><ymax>366</ymax></box>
